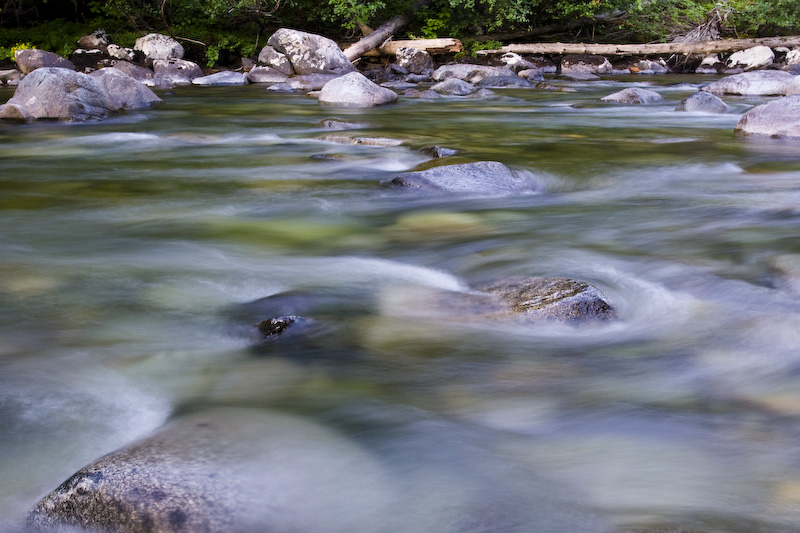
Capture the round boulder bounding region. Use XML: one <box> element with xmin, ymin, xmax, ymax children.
<box><xmin>431</xmin><ymin>77</ymin><xmax>476</xmax><ymax>95</ymax></box>
<box><xmin>735</xmin><ymin>95</ymin><xmax>800</xmax><ymax>138</ymax></box>
<box><xmin>477</xmin><ymin>75</ymin><xmax>532</xmax><ymax>88</ymax></box>
<box><xmin>134</xmin><ymin>33</ymin><xmax>184</xmax><ymax>61</ymax></box>
<box><xmin>726</xmin><ymin>45</ymin><xmax>774</xmax><ymax>71</ymax></box>
<box><xmin>77</xmin><ymin>28</ymin><xmax>109</xmax><ymax>51</ymax></box>
<box><xmin>267</xmin><ymin>28</ymin><xmax>355</xmax><ymax>76</ymax></box>
<box><xmin>27</xmin><ymin>408</ymin><xmax>393</xmax><ymax>532</ymax></box>
<box><xmin>601</xmin><ymin>87</ymin><xmax>663</xmax><ymax>104</ymax></box>
<box><xmin>14</xmin><ymin>49</ymin><xmax>75</xmax><ymax>75</ymax></box>
<box><xmin>391</xmin><ymin>161</ymin><xmax>539</xmax><ymax>194</ymax></box>
<box><xmin>88</xmin><ymin>68</ymin><xmax>161</xmax><ymax>110</ymax></box>
<box><xmin>703</xmin><ymin>70</ymin><xmax>794</xmax><ymax>96</ymax></box>
<box><xmin>317</xmin><ymin>72</ymin><xmax>398</xmax><ymax>107</ymax></box>
<box><xmin>2</xmin><ymin>67</ymin><xmax>118</xmax><ymax>121</ymax></box>
<box><xmin>256</xmin><ymin>45</ymin><xmax>295</xmax><ymax>75</ymax></box>
<box><xmin>675</xmin><ymin>91</ymin><xmax>727</xmax><ymax>113</ymax></box>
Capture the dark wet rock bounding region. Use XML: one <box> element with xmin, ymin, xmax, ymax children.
<box><xmin>478</xmin><ymin>277</ymin><xmax>615</xmax><ymax>322</ymax></box>
<box><xmin>675</xmin><ymin>91</ymin><xmax>727</xmax><ymax>113</ymax></box>
<box><xmin>561</xmin><ymin>54</ymin><xmax>612</xmax><ymax>76</ymax></box>
<box><xmin>153</xmin><ymin>58</ymin><xmax>202</xmax><ymax>86</ymax></box>
<box><xmin>256</xmin><ymin>44</ymin><xmax>295</xmax><ymax>75</ymax></box>
<box><xmin>403</xmin><ymin>88</ymin><xmax>442</xmax><ymax>99</ymax></box>
<box><xmin>431</xmin><ymin>78</ymin><xmax>476</xmax><ymax>95</ymax></box>
<box><xmin>318</xmin><ymin>72</ymin><xmax>398</xmax><ymax>107</ymax></box>
<box><xmin>27</xmin><ymin>408</ymin><xmax>391</xmax><ymax>533</ymax></box>
<box><xmin>134</xmin><ymin>33</ymin><xmax>184</xmax><ymax>61</ymax></box>
<box><xmin>703</xmin><ymin>70</ymin><xmax>794</xmax><ymax>96</ymax></box>
<box><xmin>256</xmin><ymin>315</ymin><xmax>313</xmax><ymax>341</ymax></box>
<box><xmin>192</xmin><ymin>71</ymin><xmax>249</xmax><ymax>86</ymax></box>
<box><xmin>267</xmin><ymin>28</ymin><xmax>355</xmax><ymax>76</ymax></box>
<box><xmin>1</xmin><ymin>67</ymin><xmax>118</xmax><ymax>122</ymax></box>
<box><xmin>601</xmin><ymin>87</ymin><xmax>663</xmax><ymax>104</ymax></box>
<box><xmin>246</xmin><ymin>65</ymin><xmax>289</xmax><ymax>84</ymax></box>
<box><xmin>14</xmin><ymin>49</ymin><xmax>75</xmax><ymax>74</ymax></box>
<box><xmin>432</xmin><ymin>64</ymin><xmax>515</xmax><ymax>83</ymax></box>
<box><xmin>111</xmin><ymin>61</ymin><xmax>154</xmax><ymax>83</ymax></box>
<box><xmin>477</xmin><ymin>75</ymin><xmax>532</xmax><ymax>88</ymax></box>
<box><xmin>70</xmin><ymin>48</ymin><xmax>105</xmax><ymax>71</ymax></box>
<box><xmin>734</xmin><ymin>95</ymin><xmax>800</xmax><ymax>138</ymax></box>
<box><xmin>406</xmin><ymin>73</ymin><xmax>432</xmax><ymax>83</ymax></box>
<box><xmin>88</xmin><ymin>68</ymin><xmax>161</xmax><ymax>110</ymax></box>
<box><xmin>396</xmin><ymin>47</ymin><xmax>434</xmax><ymax>75</ymax></box>
<box><xmin>420</xmin><ymin>145</ymin><xmax>458</xmax><ymax>158</ymax></box>
<box><xmin>318</xmin><ymin>118</ymin><xmax>369</xmax><ymax>130</ymax></box>
<box><xmin>391</xmin><ymin>161</ymin><xmax>538</xmax><ymax>194</ymax></box>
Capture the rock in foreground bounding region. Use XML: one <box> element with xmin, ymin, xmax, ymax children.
<box><xmin>703</xmin><ymin>70</ymin><xmax>794</xmax><ymax>96</ymax></box>
<box><xmin>479</xmin><ymin>277</ymin><xmax>615</xmax><ymax>322</ymax></box>
<box><xmin>391</xmin><ymin>161</ymin><xmax>539</xmax><ymax>194</ymax></box>
<box><xmin>735</xmin><ymin>95</ymin><xmax>800</xmax><ymax>138</ymax></box>
<box><xmin>318</xmin><ymin>72</ymin><xmax>397</xmax><ymax>107</ymax></box>
<box><xmin>28</xmin><ymin>408</ymin><xmax>392</xmax><ymax>533</ymax></box>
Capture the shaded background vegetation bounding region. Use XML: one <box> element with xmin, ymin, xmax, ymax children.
<box><xmin>1</xmin><ymin>0</ymin><xmax>799</xmax><ymax>66</ymax></box>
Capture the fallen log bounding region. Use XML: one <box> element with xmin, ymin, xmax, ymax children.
<box><xmin>343</xmin><ymin>14</ymin><xmax>410</xmax><ymax>61</ymax></box>
<box><xmin>476</xmin><ymin>36</ymin><xmax>800</xmax><ymax>57</ymax></box>
<box><xmin>340</xmin><ymin>38</ymin><xmax>463</xmax><ymax>57</ymax></box>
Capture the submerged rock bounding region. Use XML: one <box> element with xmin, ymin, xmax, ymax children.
<box><xmin>192</xmin><ymin>71</ymin><xmax>249</xmax><ymax>86</ymax></box>
<box><xmin>478</xmin><ymin>277</ymin><xmax>615</xmax><ymax>322</ymax></box>
<box><xmin>430</xmin><ymin>78</ymin><xmax>476</xmax><ymax>95</ymax></box>
<box><xmin>601</xmin><ymin>87</ymin><xmax>664</xmax><ymax>104</ymax></box>
<box><xmin>391</xmin><ymin>161</ymin><xmax>540</xmax><ymax>194</ymax></box>
<box><xmin>735</xmin><ymin>95</ymin><xmax>800</xmax><ymax>138</ymax></box>
<box><xmin>318</xmin><ymin>72</ymin><xmax>398</xmax><ymax>107</ymax></box>
<box><xmin>675</xmin><ymin>91</ymin><xmax>728</xmax><ymax>113</ymax></box>
<box><xmin>27</xmin><ymin>408</ymin><xmax>392</xmax><ymax>532</ymax></box>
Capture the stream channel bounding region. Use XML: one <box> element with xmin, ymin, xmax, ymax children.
<box><xmin>2</xmin><ymin>75</ymin><xmax>800</xmax><ymax>531</ymax></box>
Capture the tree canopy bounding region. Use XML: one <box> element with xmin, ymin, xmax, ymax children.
<box><xmin>1</xmin><ymin>0</ymin><xmax>799</xmax><ymax>66</ymax></box>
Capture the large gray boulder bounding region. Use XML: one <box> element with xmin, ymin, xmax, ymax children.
<box><xmin>601</xmin><ymin>87</ymin><xmax>663</xmax><ymax>104</ymax></box>
<box><xmin>1</xmin><ymin>67</ymin><xmax>118</xmax><ymax>121</ymax></box>
<box><xmin>391</xmin><ymin>161</ymin><xmax>539</xmax><ymax>194</ymax></box>
<box><xmin>111</xmin><ymin>61</ymin><xmax>154</xmax><ymax>83</ymax></box>
<box><xmin>27</xmin><ymin>408</ymin><xmax>393</xmax><ymax>532</ymax></box>
<box><xmin>396</xmin><ymin>47</ymin><xmax>433</xmax><ymax>75</ymax></box>
<box><xmin>14</xmin><ymin>49</ymin><xmax>75</xmax><ymax>74</ymax></box>
<box><xmin>134</xmin><ymin>33</ymin><xmax>184</xmax><ymax>61</ymax></box>
<box><xmin>88</xmin><ymin>68</ymin><xmax>161</xmax><ymax>110</ymax></box>
<box><xmin>477</xmin><ymin>277</ymin><xmax>615</xmax><ymax>322</ymax></box>
<box><xmin>675</xmin><ymin>91</ymin><xmax>727</xmax><ymax>113</ymax></box>
<box><xmin>192</xmin><ymin>71</ymin><xmax>249</xmax><ymax>86</ymax></box>
<box><xmin>734</xmin><ymin>95</ymin><xmax>800</xmax><ymax>138</ymax></box>
<box><xmin>432</xmin><ymin>64</ymin><xmax>515</xmax><ymax>83</ymax></box>
<box><xmin>726</xmin><ymin>45</ymin><xmax>774</xmax><ymax>71</ymax></box>
<box><xmin>153</xmin><ymin>58</ymin><xmax>203</xmax><ymax>86</ymax></box>
<box><xmin>318</xmin><ymin>72</ymin><xmax>397</xmax><ymax>107</ymax></box>
<box><xmin>703</xmin><ymin>70</ymin><xmax>795</xmax><ymax>96</ymax></box>
<box><xmin>256</xmin><ymin>45</ymin><xmax>295</xmax><ymax>75</ymax></box>
<box><xmin>267</xmin><ymin>28</ymin><xmax>355</xmax><ymax>75</ymax></box>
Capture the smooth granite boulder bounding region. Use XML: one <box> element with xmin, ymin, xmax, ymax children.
<box><xmin>318</xmin><ymin>72</ymin><xmax>397</xmax><ymax>107</ymax></box>
<box><xmin>675</xmin><ymin>91</ymin><xmax>728</xmax><ymax>113</ymax></box>
<box><xmin>703</xmin><ymin>70</ymin><xmax>794</xmax><ymax>96</ymax></box>
<box><xmin>267</xmin><ymin>28</ymin><xmax>355</xmax><ymax>75</ymax></box>
<box><xmin>14</xmin><ymin>49</ymin><xmax>75</xmax><ymax>74</ymax></box>
<box><xmin>88</xmin><ymin>68</ymin><xmax>161</xmax><ymax>109</ymax></box>
<box><xmin>432</xmin><ymin>64</ymin><xmax>515</xmax><ymax>83</ymax></box>
<box><xmin>601</xmin><ymin>87</ymin><xmax>664</xmax><ymax>104</ymax></box>
<box><xmin>734</xmin><ymin>95</ymin><xmax>800</xmax><ymax>138</ymax></box>
<box><xmin>192</xmin><ymin>71</ymin><xmax>249</xmax><ymax>86</ymax></box>
<box><xmin>134</xmin><ymin>33</ymin><xmax>184</xmax><ymax>61</ymax></box>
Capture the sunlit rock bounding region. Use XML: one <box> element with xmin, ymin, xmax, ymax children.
<box><xmin>106</xmin><ymin>44</ymin><xmax>135</xmax><ymax>61</ymax></box>
<box><xmin>396</xmin><ymin>47</ymin><xmax>433</xmax><ymax>75</ymax></box>
<box><xmin>391</xmin><ymin>161</ymin><xmax>539</xmax><ymax>194</ymax></box>
<box><xmin>14</xmin><ymin>49</ymin><xmax>75</xmax><ymax>74</ymax></box>
<box><xmin>601</xmin><ymin>87</ymin><xmax>664</xmax><ymax>104</ymax></box>
<box><xmin>318</xmin><ymin>72</ymin><xmax>398</xmax><ymax>107</ymax></box>
<box><xmin>703</xmin><ymin>70</ymin><xmax>794</xmax><ymax>96</ymax></box>
<box><xmin>735</xmin><ymin>95</ymin><xmax>800</xmax><ymax>137</ymax></box>
<box><xmin>27</xmin><ymin>408</ymin><xmax>393</xmax><ymax>532</ymax></box>
<box><xmin>267</xmin><ymin>29</ymin><xmax>355</xmax><ymax>76</ymax></box>
<box><xmin>727</xmin><ymin>45</ymin><xmax>774</xmax><ymax>71</ymax></box>
<box><xmin>134</xmin><ymin>33</ymin><xmax>184</xmax><ymax>61</ymax></box>
<box><xmin>88</xmin><ymin>68</ymin><xmax>162</xmax><ymax>109</ymax></box>
<box><xmin>256</xmin><ymin>44</ymin><xmax>295</xmax><ymax>75</ymax></box>
<box><xmin>675</xmin><ymin>91</ymin><xmax>728</xmax><ymax>113</ymax></box>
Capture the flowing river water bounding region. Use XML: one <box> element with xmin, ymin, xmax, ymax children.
<box><xmin>2</xmin><ymin>76</ymin><xmax>800</xmax><ymax>531</ymax></box>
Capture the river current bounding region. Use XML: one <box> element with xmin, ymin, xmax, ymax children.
<box><xmin>2</xmin><ymin>76</ymin><xmax>800</xmax><ymax>531</ymax></box>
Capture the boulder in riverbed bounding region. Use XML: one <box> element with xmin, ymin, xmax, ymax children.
<box><xmin>734</xmin><ymin>95</ymin><xmax>800</xmax><ymax>138</ymax></box>
<box><xmin>1</xmin><ymin>67</ymin><xmax>119</xmax><ymax>121</ymax></box>
<box><xmin>317</xmin><ymin>71</ymin><xmax>398</xmax><ymax>107</ymax></box>
<box><xmin>88</xmin><ymin>68</ymin><xmax>161</xmax><ymax>110</ymax></box>
<box><xmin>431</xmin><ymin>78</ymin><xmax>476</xmax><ymax>95</ymax></box>
<box><xmin>601</xmin><ymin>87</ymin><xmax>663</xmax><ymax>104</ymax></box>
<box><xmin>561</xmin><ymin>54</ymin><xmax>612</xmax><ymax>76</ymax></box>
<box><xmin>192</xmin><ymin>71</ymin><xmax>249</xmax><ymax>86</ymax></box>
<box><xmin>246</xmin><ymin>66</ymin><xmax>289</xmax><ymax>84</ymax></box>
<box><xmin>726</xmin><ymin>45</ymin><xmax>774</xmax><ymax>71</ymax></box>
<box><xmin>111</xmin><ymin>61</ymin><xmax>154</xmax><ymax>83</ymax></box>
<box><xmin>432</xmin><ymin>64</ymin><xmax>515</xmax><ymax>83</ymax></box>
<box><xmin>391</xmin><ymin>161</ymin><xmax>539</xmax><ymax>194</ymax></box>
<box><xmin>14</xmin><ymin>49</ymin><xmax>75</xmax><ymax>74</ymax></box>
<box><xmin>153</xmin><ymin>58</ymin><xmax>203</xmax><ymax>86</ymax></box>
<box><xmin>703</xmin><ymin>70</ymin><xmax>794</xmax><ymax>96</ymax></box>
<box><xmin>256</xmin><ymin>44</ymin><xmax>295</xmax><ymax>75</ymax></box>
<box><xmin>267</xmin><ymin>28</ymin><xmax>355</xmax><ymax>76</ymax></box>
<box><xmin>477</xmin><ymin>75</ymin><xmax>532</xmax><ymax>88</ymax></box>
<box><xmin>396</xmin><ymin>47</ymin><xmax>433</xmax><ymax>75</ymax></box>
<box><xmin>134</xmin><ymin>33</ymin><xmax>184</xmax><ymax>61</ymax></box>
<box><xmin>675</xmin><ymin>91</ymin><xmax>727</xmax><ymax>113</ymax></box>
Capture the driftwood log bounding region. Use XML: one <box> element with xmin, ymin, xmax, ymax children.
<box><xmin>341</xmin><ymin>38</ymin><xmax>463</xmax><ymax>57</ymax></box>
<box><xmin>477</xmin><ymin>36</ymin><xmax>800</xmax><ymax>57</ymax></box>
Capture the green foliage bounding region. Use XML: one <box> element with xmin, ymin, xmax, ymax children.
<box><xmin>454</xmin><ymin>38</ymin><xmax>502</xmax><ymax>58</ymax></box>
<box><xmin>0</xmin><ymin>42</ymin><xmax>34</xmax><ymax>61</ymax></box>
<box><xmin>620</xmin><ymin>0</ymin><xmax>713</xmax><ymax>41</ymax></box>
<box><xmin>724</xmin><ymin>0</ymin><xmax>800</xmax><ymax>35</ymax></box>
